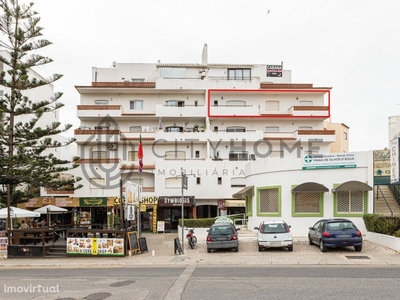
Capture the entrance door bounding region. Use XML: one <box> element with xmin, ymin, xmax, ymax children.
<box><xmin>93</xmin><ymin>208</ymin><xmax>107</xmax><ymax>229</ymax></box>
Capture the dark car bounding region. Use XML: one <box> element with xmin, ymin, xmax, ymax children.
<box><xmin>206</xmin><ymin>223</ymin><xmax>240</xmax><ymax>253</ymax></box>
<box><xmin>308</xmin><ymin>218</ymin><xmax>363</xmax><ymax>252</ymax></box>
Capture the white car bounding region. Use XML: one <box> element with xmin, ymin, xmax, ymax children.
<box><xmin>254</xmin><ymin>220</ymin><xmax>293</xmax><ymax>252</ymax></box>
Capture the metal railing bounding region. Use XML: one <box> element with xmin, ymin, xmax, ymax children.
<box><xmin>388</xmin><ymin>184</ymin><xmax>400</xmax><ymax>206</ymax></box>
<box><xmin>217</xmin><ymin>213</ymin><xmax>247</xmax><ymax>227</ymax></box>
<box><xmin>376</xmin><ymin>185</ymin><xmax>393</xmax><ymax>216</ymax></box>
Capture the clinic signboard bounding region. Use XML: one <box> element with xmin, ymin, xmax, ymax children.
<box><xmin>302</xmin><ymin>153</ymin><xmax>356</xmax><ymax>170</ymax></box>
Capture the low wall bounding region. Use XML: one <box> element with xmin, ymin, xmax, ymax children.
<box><xmin>178</xmin><ymin>226</ymin><xmax>209</xmax><ymax>244</ymax></box>
<box><xmin>366</xmin><ymin>231</ymin><xmax>400</xmax><ymax>252</ymax></box>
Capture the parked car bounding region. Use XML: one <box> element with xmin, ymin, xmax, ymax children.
<box><xmin>254</xmin><ymin>220</ymin><xmax>293</xmax><ymax>251</ymax></box>
<box><xmin>206</xmin><ymin>223</ymin><xmax>240</xmax><ymax>253</ymax></box>
<box><xmin>308</xmin><ymin>218</ymin><xmax>363</xmax><ymax>252</ymax></box>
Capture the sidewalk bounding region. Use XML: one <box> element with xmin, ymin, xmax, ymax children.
<box><xmin>1</xmin><ymin>232</ymin><xmax>400</xmax><ymax>268</ymax></box>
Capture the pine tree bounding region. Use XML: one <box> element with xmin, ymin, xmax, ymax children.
<box><xmin>0</xmin><ymin>0</ymin><xmax>82</xmax><ymax>219</ymax></box>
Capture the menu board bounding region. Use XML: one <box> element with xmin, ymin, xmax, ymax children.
<box><xmin>96</xmin><ymin>238</ymin><xmax>124</xmax><ymax>256</ymax></box>
<box><xmin>0</xmin><ymin>237</ymin><xmax>7</xmax><ymax>256</ymax></box>
<box><xmin>66</xmin><ymin>238</ymin><xmax>93</xmax><ymax>254</ymax></box>
<box><xmin>66</xmin><ymin>238</ymin><xmax>124</xmax><ymax>256</ymax></box>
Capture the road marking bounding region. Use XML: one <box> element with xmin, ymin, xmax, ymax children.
<box><xmin>164</xmin><ymin>265</ymin><xmax>196</xmax><ymax>300</ymax></box>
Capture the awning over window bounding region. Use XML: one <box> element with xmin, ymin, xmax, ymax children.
<box><xmin>232</xmin><ymin>186</ymin><xmax>254</xmax><ymax>199</ymax></box>
<box><xmin>291</xmin><ymin>182</ymin><xmax>329</xmax><ymax>193</ymax></box>
<box><xmin>332</xmin><ymin>181</ymin><xmax>372</xmax><ymax>192</ymax></box>
<box><xmin>225</xmin><ymin>200</ymin><xmax>246</xmax><ymax>207</ymax></box>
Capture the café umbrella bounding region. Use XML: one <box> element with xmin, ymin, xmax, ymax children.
<box><xmin>34</xmin><ymin>205</ymin><xmax>67</xmax><ymax>226</ymax></box>
<box><xmin>0</xmin><ymin>207</ymin><xmax>40</xmax><ymax>229</ymax></box>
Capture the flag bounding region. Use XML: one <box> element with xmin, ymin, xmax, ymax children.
<box><xmin>138</xmin><ymin>134</ymin><xmax>143</xmax><ymax>173</ymax></box>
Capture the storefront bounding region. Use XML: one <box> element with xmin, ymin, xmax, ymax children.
<box><xmin>157</xmin><ymin>196</ymin><xmax>195</xmax><ymax>232</ymax></box>
<box><xmin>20</xmin><ymin>197</ymin><xmax>117</xmax><ymax>229</ymax></box>
<box><xmin>139</xmin><ymin>196</ymin><xmax>158</xmax><ymax>233</ymax></box>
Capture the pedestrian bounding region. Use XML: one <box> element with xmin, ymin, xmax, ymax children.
<box><xmin>19</xmin><ymin>220</ymin><xmax>29</xmax><ymax>229</ymax></box>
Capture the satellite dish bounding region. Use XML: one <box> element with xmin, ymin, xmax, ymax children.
<box><xmin>112</xmin><ymin>61</ymin><xmax>116</xmax><ymax>67</ymax></box>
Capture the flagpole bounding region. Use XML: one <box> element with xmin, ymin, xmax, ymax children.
<box><xmin>137</xmin><ymin>134</ymin><xmax>143</xmax><ymax>236</ymax></box>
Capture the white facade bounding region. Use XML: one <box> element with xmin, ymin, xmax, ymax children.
<box><xmin>61</xmin><ymin>48</ymin><xmax>378</xmax><ymax>234</ymax></box>
<box><xmin>246</xmin><ymin>151</ymin><xmax>373</xmax><ymax>236</ymax></box>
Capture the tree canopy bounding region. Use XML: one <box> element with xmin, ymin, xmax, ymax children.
<box><xmin>0</xmin><ymin>0</ymin><xmax>81</xmax><ymax>208</ymax></box>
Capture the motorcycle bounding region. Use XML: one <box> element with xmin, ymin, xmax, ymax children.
<box><xmin>186</xmin><ymin>228</ymin><xmax>197</xmax><ymax>249</ymax></box>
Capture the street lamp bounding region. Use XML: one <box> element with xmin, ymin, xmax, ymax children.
<box><xmin>181</xmin><ymin>168</ymin><xmax>188</xmax><ymax>254</ymax></box>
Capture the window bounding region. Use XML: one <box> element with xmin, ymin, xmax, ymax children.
<box><xmin>130</xmin><ymin>100</ymin><xmax>143</xmax><ymax>110</ymax></box>
<box><xmin>265</xmin><ymin>126</ymin><xmax>279</xmax><ymax>132</ymax></box>
<box><xmin>127</xmin><ymin>178</ymin><xmax>143</xmax><ymax>186</ymax></box>
<box><xmin>343</xmin><ymin>132</ymin><xmax>348</xmax><ymax>140</ymax></box>
<box><xmin>293</xmin><ymin>191</ymin><xmax>323</xmax><ymax>216</ymax></box>
<box><xmin>89</xmin><ymin>178</ymin><xmax>105</xmax><ymax>189</ymax></box>
<box><xmin>128</xmin><ymin>151</ymin><xmax>139</xmax><ymax>161</ymax></box>
<box><xmin>299</xmin><ymin>100</ymin><xmax>313</xmax><ymax>106</ymax></box>
<box><xmin>265</xmin><ymin>101</ymin><xmax>279</xmax><ymax>111</ymax></box>
<box><xmin>166</xmin><ymin>100</ymin><xmax>185</xmax><ymax>107</ymax></box>
<box><xmin>227</xmin><ymin>68</ymin><xmax>251</xmax><ymax>80</ymax></box>
<box><xmin>227</xmin><ymin>100</ymin><xmax>246</xmax><ymax>106</ymax></box>
<box><xmin>195</xmin><ymin>151</ymin><xmax>200</xmax><ymax>158</ymax></box>
<box><xmin>299</xmin><ymin>126</ymin><xmax>313</xmax><ymax>130</ymax></box>
<box><xmin>94</xmin><ymin>126</ymin><xmax>109</xmax><ymax>130</ymax></box>
<box><xmin>94</xmin><ymin>100</ymin><xmax>109</xmax><ymax>105</ymax></box>
<box><xmin>231</xmin><ymin>177</ymin><xmax>245</xmax><ymax>187</ymax></box>
<box><xmin>214</xmin><ymin>100</ymin><xmax>218</xmax><ymax>107</ymax></box>
<box><xmin>226</xmin><ymin>126</ymin><xmax>245</xmax><ymax>132</ymax></box>
<box><xmin>258</xmin><ymin>187</ymin><xmax>280</xmax><ymax>216</ymax></box>
<box><xmin>129</xmin><ymin>126</ymin><xmax>142</xmax><ymax>133</ymax></box>
<box><xmin>165</xmin><ymin>126</ymin><xmax>183</xmax><ymax>132</ymax></box>
<box><xmin>214</xmin><ymin>126</ymin><xmax>218</xmax><ymax>132</ymax></box>
<box><xmin>159</xmin><ymin>67</ymin><xmax>187</xmax><ymax>78</ymax></box>
<box><xmin>92</xmin><ymin>151</ymin><xmax>106</xmax><ymax>159</ymax></box>
<box><xmin>165</xmin><ymin>151</ymin><xmax>186</xmax><ymax>160</ymax></box>
<box><xmin>196</xmin><ymin>177</ymin><xmax>201</xmax><ymax>185</ymax></box>
<box><xmin>336</xmin><ymin>191</ymin><xmax>364</xmax><ymax>214</ymax></box>
<box><xmin>217</xmin><ymin>177</ymin><xmax>222</xmax><ymax>185</ymax></box>
<box><xmin>229</xmin><ymin>152</ymin><xmax>248</xmax><ymax>161</ymax></box>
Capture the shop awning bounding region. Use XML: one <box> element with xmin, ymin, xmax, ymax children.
<box><xmin>291</xmin><ymin>182</ymin><xmax>328</xmax><ymax>193</ymax></box>
<box><xmin>232</xmin><ymin>186</ymin><xmax>254</xmax><ymax>199</ymax></box>
<box><xmin>225</xmin><ymin>200</ymin><xmax>246</xmax><ymax>207</ymax></box>
<box><xmin>332</xmin><ymin>181</ymin><xmax>372</xmax><ymax>192</ymax></box>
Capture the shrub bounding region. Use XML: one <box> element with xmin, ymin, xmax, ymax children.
<box><xmin>363</xmin><ymin>214</ymin><xmax>400</xmax><ymax>235</ymax></box>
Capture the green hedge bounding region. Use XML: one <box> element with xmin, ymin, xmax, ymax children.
<box><xmin>363</xmin><ymin>214</ymin><xmax>400</xmax><ymax>236</ymax></box>
<box><xmin>178</xmin><ymin>217</ymin><xmax>235</xmax><ymax>228</ymax></box>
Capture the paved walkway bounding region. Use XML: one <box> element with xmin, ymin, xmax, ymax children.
<box><xmin>1</xmin><ymin>233</ymin><xmax>400</xmax><ymax>268</ymax></box>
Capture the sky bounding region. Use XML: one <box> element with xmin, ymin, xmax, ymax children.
<box><xmin>23</xmin><ymin>0</ymin><xmax>400</xmax><ymax>152</ymax></box>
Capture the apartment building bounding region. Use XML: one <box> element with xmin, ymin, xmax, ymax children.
<box><xmin>60</xmin><ymin>45</ymin><xmax>351</xmax><ymax>233</ymax></box>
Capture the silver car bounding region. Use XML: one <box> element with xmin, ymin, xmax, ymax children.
<box><xmin>254</xmin><ymin>220</ymin><xmax>293</xmax><ymax>251</ymax></box>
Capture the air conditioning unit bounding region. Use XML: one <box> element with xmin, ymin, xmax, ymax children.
<box><xmin>107</xmin><ymin>143</ymin><xmax>117</xmax><ymax>150</ymax></box>
<box><xmin>250</xmin><ymin>154</ymin><xmax>256</xmax><ymax>160</ymax></box>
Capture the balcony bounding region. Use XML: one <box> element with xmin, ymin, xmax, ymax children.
<box><xmin>288</xmin><ymin>106</ymin><xmax>329</xmax><ymax>118</ymax></box>
<box><xmin>208</xmin><ymin>129</ymin><xmax>263</xmax><ymax>142</ymax></box>
<box><xmin>77</xmin><ymin>105</ymin><xmax>122</xmax><ymax>118</ymax></box>
<box><xmin>263</xmin><ymin>129</ymin><xmax>335</xmax><ymax>143</ymax></box>
<box><xmin>74</xmin><ymin>129</ymin><xmax>121</xmax><ymax>144</ymax></box>
<box><xmin>209</xmin><ymin>104</ymin><xmax>260</xmax><ymax>117</ymax></box>
<box><xmin>155</xmin><ymin>104</ymin><xmax>207</xmax><ymax>117</ymax></box>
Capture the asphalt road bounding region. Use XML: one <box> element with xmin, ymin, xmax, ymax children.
<box><xmin>1</xmin><ymin>266</ymin><xmax>400</xmax><ymax>300</ymax></box>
